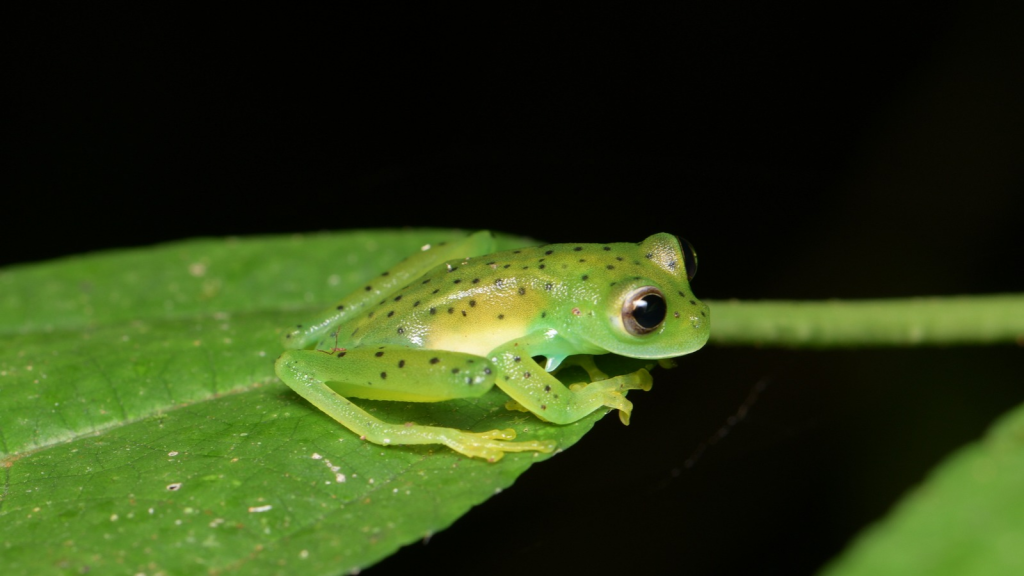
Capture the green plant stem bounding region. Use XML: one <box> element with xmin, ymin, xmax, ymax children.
<box><xmin>705</xmin><ymin>294</ymin><xmax>1024</xmax><ymax>347</ymax></box>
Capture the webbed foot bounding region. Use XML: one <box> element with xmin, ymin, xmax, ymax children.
<box><xmin>573</xmin><ymin>369</ymin><xmax>653</xmax><ymax>425</ymax></box>
<box><xmin>442</xmin><ymin>429</ymin><xmax>556</xmax><ymax>462</ymax></box>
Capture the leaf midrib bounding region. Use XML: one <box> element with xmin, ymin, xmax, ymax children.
<box><xmin>0</xmin><ymin>377</ymin><xmax>278</xmax><ymax>464</ymax></box>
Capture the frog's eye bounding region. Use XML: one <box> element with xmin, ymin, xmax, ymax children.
<box><xmin>676</xmin><ymin>236</ymin><xmax>698</xmax><ymax>281</ymax></box>
<box><xmin>622</xmin><ymin>287</ymin><xmax>667</xmax><ymax>335</ymax></box>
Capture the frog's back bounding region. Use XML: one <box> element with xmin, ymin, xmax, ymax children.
<box><xmin>330</xmin><ymin>235</ymin><xmax>699</xmax><ymax>357</ymax></box>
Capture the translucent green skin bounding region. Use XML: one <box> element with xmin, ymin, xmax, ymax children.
<box><xmin>275</xmin><ymin>231</ymin><xmax>710</xmax><ymax>461</ymax></box>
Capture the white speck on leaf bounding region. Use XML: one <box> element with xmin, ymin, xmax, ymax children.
<box><xmin>317</xmin><ymin>455</ymin><xmax>347</xmax><ymax>483</ymax></box>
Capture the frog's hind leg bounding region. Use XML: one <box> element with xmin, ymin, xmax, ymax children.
<box><xmin>275</xmin><ymin>347</ymin><xmax>556</xmax><ymax>461</ymax></box>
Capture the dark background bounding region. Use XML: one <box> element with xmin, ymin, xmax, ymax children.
<box><xmin>11</xmin><ymin>4</ymin><xmax>1024</xmax><ymax>574</ymax></box>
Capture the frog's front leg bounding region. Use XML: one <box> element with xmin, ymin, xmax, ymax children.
<box><xmin>505</xmin><ymin>355</ymin><xmax>613</xmax><ymax>414</ymax></box>
<box><xmin>552</xmin><ymin>355</ymin><xmax>610</xmax><ymax>382</ymax></box>
<box><xmin>491</xmin><ymin>343</ymin><xmax>653</xmax><ymax>426</ymax></box>
<box><xmin>275</xmin><ymin>346</ymin><xmax>556</xmax><ymax>461</ymax></box>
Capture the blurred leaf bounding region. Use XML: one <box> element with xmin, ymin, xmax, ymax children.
<box><xmin>821</xmin><ymin>401</ymin><xmax>1024</xmax><ymax>576</ymax></box>
<box><xmin>0</xmin><ymin>230</ymin><xmax>621</xmax><ymax>574</ymax></box>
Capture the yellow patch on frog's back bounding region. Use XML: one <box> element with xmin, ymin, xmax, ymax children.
<box><xmin>423</xmin><ymin>322</ymin><xmax>528</xmax><ymax>357</ymax></box>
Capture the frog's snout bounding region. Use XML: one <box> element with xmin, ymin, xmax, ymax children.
<box><xmin>690</xmin><ymin>302</ymin><xmax>710</xmax><ymax>331</ymax></box>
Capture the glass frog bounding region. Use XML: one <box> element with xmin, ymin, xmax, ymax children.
<box><xmin>275</xmin><ymin>231</ymin><xmax>710</xmax><ymax>461</ymax></box>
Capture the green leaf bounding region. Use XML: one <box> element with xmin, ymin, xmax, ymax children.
<box><xmin>0</xmin><ymin>230</ymin><xmax>623</xmax><ymax>574</ymax></box>
<box><xmin>821</xmin><ymin>401</ymin><xmax>1024</xmax><ymax>576</ymax></box>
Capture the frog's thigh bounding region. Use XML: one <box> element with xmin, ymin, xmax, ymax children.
<box><xmin>492</xmin><ymin>349</ymin><xmax>653</xmax><ymax>426</ymax></box>
<box><xmin>280</xmin><ymin>346</ymin><xmax>496</xmax><ymax>401</ymax></box>
<box><xmin>275</xmin><ymin>348</ymin><xmax>555</xmax><ymax>460</ymax></box>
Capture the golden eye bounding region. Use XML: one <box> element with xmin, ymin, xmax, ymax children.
<box><xmin>622</xmin><ymin>287</ymin><xmax>667</xmax><ymax>335</ymax></box>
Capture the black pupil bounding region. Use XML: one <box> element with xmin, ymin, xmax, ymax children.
<box><xmin>634</xmin><ymin>294</ymin><xmax>667</xmax><ymax>329</ymax></box>
<box><xmin>679</xmin><ymin>237</ymin><xmax>698</xmax><ymax>281</ymax></box>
